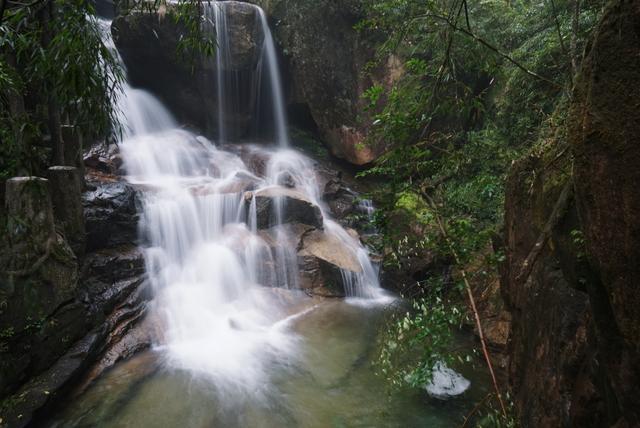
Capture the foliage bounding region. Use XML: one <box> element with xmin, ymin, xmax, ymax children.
<box><xmin>0</xmin><ymin>0</ymin><xmax>214</xmax><ymax>180</ymax></box>
<box><xmin>377</xmin><ymin>281</ymin><xmax>470</xmax><ymax>389</ymax></box>
<box><xmin>0</xmin><ymin>0</ymin><xmax>125</xmax><ymax>178</ymax></box>
<box><xmin>360</xmin><ymin>0</ymin><xmax>604</xmax><ymax>419</ymax></box>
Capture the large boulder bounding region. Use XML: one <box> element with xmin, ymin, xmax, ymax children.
<box><xmin>111</xmin><ymin>1</ymin><xmax>264</xmax><ymax>138</ymax></box>
<box><xmin>298</xmin><ymin>229</ymin><xmax>362</xmax><ymax>297</ymax></box>
<box><xmin>245</xmin><ymin>186</ymin><xmax>323</xmax><ymax>229</ymax></box>
<box><xmin>83</xmin><ymin>180</ymin><xmax>141</xmax><ymax>251</ymax></box>
<box><xmin>248</xmin><ymin>0</ymin><xmax>400</xmax><ymax>164</ymax></box>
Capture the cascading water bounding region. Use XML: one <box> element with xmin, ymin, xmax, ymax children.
<box><xmin>203</xmin><ymin>1</ymin><xmax>289</xmax><ymax>146</ymax></box>
<box><xmin>100</xmin><ymin>1</ymin><xmax>388</xmax><ymax>394</ymax></box>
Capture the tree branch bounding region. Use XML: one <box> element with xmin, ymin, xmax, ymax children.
<box><xmin>422</xmin><ymin>191</ymin><xmax>508</xmax><ymax>417</ymax></box>
<box><xmin>409</xmin><ymin>12</ymin><xmax>564</xmax><ymax>90</ymax></box>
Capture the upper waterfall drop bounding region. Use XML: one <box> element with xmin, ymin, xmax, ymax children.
<box><xmin>204</xmin><ymin>1</ymin><xmax>290</xmax><ymax>147</ymax></box>
<box><xmin>255</xmin><ymin>6</ymin><xmax>290</xmax><ymax>147</ymax></box>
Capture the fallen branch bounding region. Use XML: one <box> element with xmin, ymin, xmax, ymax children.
<box><xmin>422</xmin><ymin>192</ymin><xmax>507</xmax><ymax>417</ymax></box>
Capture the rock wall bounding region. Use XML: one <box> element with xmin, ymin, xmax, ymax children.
<box><xmin>501</xmin><ymin>0</ymin><xmax>640</xmax><ymax>425</ymax></box>
<box><xmin>111</xmin><ymin>0</ymin><xmax>399</xmax><ymax>165</ymax></box>
<box><xmin>249</xmin><ymin>0</ymin><xmax>398</xmax><ymax>165</ymax></box>
<box><xmin>112</xmin><ymin>2</ymin><xmax>264</xmax><ymax>138</ymax></box>
<box><xmin>0</xmin><ymin>160</ymin><xmax>150</xmax><ymax>427</ymax></box>
<box><xmin>568</xmin><ymin>0</ymin><xmax>640</xmax><ymax>423</ymax></box>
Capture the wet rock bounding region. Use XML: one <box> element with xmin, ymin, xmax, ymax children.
<box><xmin>247</xmin><ymin>0</ymin><xmax>400</xmax><ymax>165</ymax></box>
<box><xmin>83</xmin><ymin>142</ymin><xmax>123</xmax><ymax>175</ymax></box>
<box><xmin>323</xmin><ymin>178</ymin><xmax>358</xmax><ymax>221</ymax></box>
<box><xmin>81</xmin><ymin>246</ymin><xmax>145</xmax><ymax>286</ymax></box>
<box><xmin>300</xmin><ymin>229</ymin><xmax>361</xmax><ymax>273</ymax></box>
<box><xmin>0</xmin><ymin>331</ymin><xmax>104</xmax><ymax>428</ymax></box>
<box><xmin>83</xmin><ymin>180</ymin><xmax>140</xmax><ymax>251</ymax></box>
<box><xmin>245</xmin><ymin>186</ymin><xmax>323</xmax><ymax>229</ymax></box>
<box><xmin>298</xmin><ymin>229</ymin><xmax>362</xmax><ymax>297</ymax></box>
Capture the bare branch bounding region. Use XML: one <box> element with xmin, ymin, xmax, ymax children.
<box><xmin>409</xmin><ymin>12</ymin><xmax>564</xmax><ymax>90</ymax></box>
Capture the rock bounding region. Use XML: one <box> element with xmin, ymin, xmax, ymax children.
<box><xmin>501</xmin><ymin>151</ymin><xmax>600</xmax><ymax>427</ymax></box>
<box><xmin>248</xmin><ymin>0</ymin><xmax>400</xmax><ymax>165</ymax></box>
<box><xmin>81</xmin><ymin>246</ymin><xmax>145</xmax><ymax>286</ymax></box>
<box><xmin>111</xmin><ymin>2</ymin><xmax>264</xmax><ymax>138</ymax></box>
<box><xmin>83</xmin><ymin>180</ymin><xmax>140</xmax><ymax>251</ymax></box>
<box><xmin>0</xmin><ymin>177</ymin><xmax>81</xmax><ymax>397</ymax></box>
<box><xmin>245</xmin><ymin>186</ymin><xmax>323</xmax><ymax>229</ymax></box>
<box><xmin>0</xmin><ymin>169</ymin><xmax>151</xmax><ymax>421</ymax></box>
<box><xmin>567</xmin><ymin>1</ymin><xmax>640</xmax><ymax>424</ymax></box>
<box><xmin>83</xmin><ymin>142</ymin><xmax>123</xmax><ymax>175</ymax></box>
<box><xmin>298</xmin><ymin>229</ymin><xmax>362</xmax><ymax>297</ymax></box>
<box><xmin>323</xmin><ymin>178</ymin><xmax>358</xmax><ymax>221</ymax></box>
<box><xmin>500</xmin><ymin>2</ymin><xmax>640</xmax><ymax>426</ymax></box>
<box><xmin>48</xmin><ymin>166</ymin><xmax>86</xmax><ymax>256</ymax></box>
<box><xmin>300</xmin><ymin>229</ymin><xmax>361</xmax><ymax>273</ymax></box>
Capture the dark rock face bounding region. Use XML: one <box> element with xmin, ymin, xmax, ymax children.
<box><xmin>501</xmin><ymin>1</ymin><xmax>640</xmax><ymax>425</ymax></box>
<box><xmin>249</xmin><ymin>0</ymin><xmax>400</xmax><ymax>165</ymax></box>
<box><xmin>83</xmin><ymin>180</ymin><xmax>140</xmax><ymax>251</ymax></box>
<box><xmin>568</xmin><ymin>0</ymin><xmax>640</xmax><ymax>424</ymax></box>
<box><xmin>501</xmin><ymin>154</ymin><xmax>601</xmax><ymax>427</ymax></box>
<box><xmin>111</xmin><ymin>2</ymin><xmax>263</xmax><ymax>138</ymax></box>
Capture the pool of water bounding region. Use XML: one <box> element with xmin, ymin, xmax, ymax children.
<box><xmin>48</xmin><ymin>299</ymin><xmax>490</xmax><ymax>427</ymax></box>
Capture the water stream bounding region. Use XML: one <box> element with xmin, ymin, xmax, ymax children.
<box><xmin>53</xmin><ymin>8</ymin><xmax>490</xmax><ymax>426</ymax></box>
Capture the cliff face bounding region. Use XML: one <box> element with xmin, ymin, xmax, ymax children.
<box><xmin>501</xmin><ymin>0</ymin><xmax>640</xmax><ymax>425</ymax></box>
<box><xmin>113</xmin><ymin>0</ymin><xmax>398</xmax><ymax>165</ymax></box>
<box><xmin>249</xmin><ymin>0</ymin><xmax>397</xmax><ymax>165</ymax></box>
<box><xmin>112</xmin><ymin>2</ymin><xmax>264</xmax><ymax>139</ymax></box>
<box><xmin>568</xmin><ymin>0</ymin><xmax>640</xmax><ymax>423</ymax></box>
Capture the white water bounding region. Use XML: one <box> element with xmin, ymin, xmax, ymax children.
<box><xmin>203</xmin><ymin>1</ymin><xmax>289</xmax><ymax>146</ymax></box>
<box><xmin>100</xmin><ymin>2</ymin><xmax>389</xmax><ymax>394</ymax></box>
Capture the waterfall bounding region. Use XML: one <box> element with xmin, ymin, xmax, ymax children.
<box><xmin>256</xmin><ymin>6</ymin><xmax>289</xmax><ymax>147</ymax></box>
<box><xmin>204</xmin><ymin>1</ymin><xmax>289</xmax><ymax>147</ymax></box>
<box><xmin>98</xmin><ymin>2</ymin><xmax>388</xmax><ymax>394</ymax></box>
